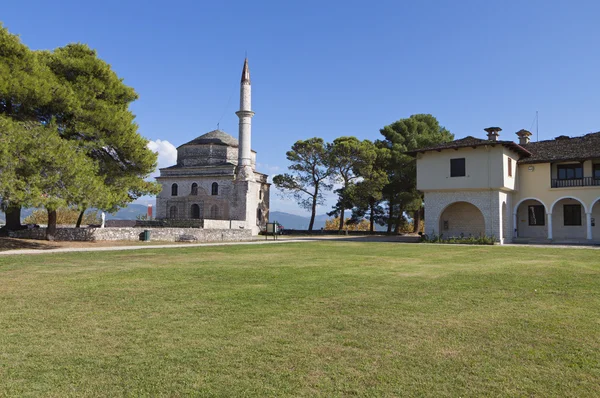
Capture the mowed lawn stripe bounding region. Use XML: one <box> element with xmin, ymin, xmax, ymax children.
<box><xmin>0</xmin><ymin>242</ymin><xmax>599</xmax><ymax>397</ymax></box>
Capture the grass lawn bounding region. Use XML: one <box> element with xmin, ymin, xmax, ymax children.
<box><xmin>1</xmin><ymin>242</ymin><xmax>599</xmax><ymax>397</ymax></box>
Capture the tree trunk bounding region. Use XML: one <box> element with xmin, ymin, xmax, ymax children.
<box><xmin>308</xmin><ymin>184</ymin><xmax>318</xmax><ymax>232</ymax></box>
<box><xmin>5</xmin><ymin>205</ymin><xmax>22</xmax><ymax>230</ymax></box>
<box><xmin>386</xmin><ymin>201</ymin><xmax>394</xmax><ymax>234</ymax></box>
<box><xmin>308</xmin><ymin>197</ymin><xmax>317</xmax><ymax>232</ymax></box>
<box><xmin>47</xmin><ymin>209</ymin><xmax>57</xmax><ymax>241</ymax></box>
<box><xmin>339</xmin><ymin>209</ymin><xmax>345</xmax><ymax>231</ymax></box>
<box><xmin>369</xmin><ymin>199</ymin><xmax>375</xmax><ymax>233</ymax></box>
<box><xmin>75</xmin><ymin>209</ymin><xmax>86</xmax><ymax>228</ymax></box>
<box><xmin>413</xmin><ymin>209</ymin><xmax>421</xmax><ymax>233</ymax></box>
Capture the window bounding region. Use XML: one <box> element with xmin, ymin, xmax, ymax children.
<box><xmin>259</xmin><ymin>190</ymin><xmax>262</xmax><ymax>200</ymax></box>
<box><xmin>508</xmin><ymin>158</ymin><xmax>512</xmax><ymax>177</ymax></box>
<box><xmin>211</xmin><ymin>182</ymin><xmax>219</xmax><ymax>196</ymax></box>
<box><xmin>171</xmin><ymin>183</ymin><xmax>178</xmax><ymax>196</ymax></box>
<box><xmin>210</xmin><ymin>205</ymin><xmax>219</xmax><ymax>219</ymax></box>
<box><xmin>450</xmin><ymin>158</ymin><xmax>466</xmax><ymax>177</ymax></box>
<box><xmin>528</xmin><ymin>205</ymin><xmax>545</xmax><ymax>226</ymax></box>
<box><xmin>557</xmin><ymin>164</ymin><xmax>583</xmax><ymax>180</ymax></box>
<box><xmin>191</xmin><ymin>183</ymin><xmax>198</xmax><ymax>196</ymax></box>
<box><xmin>257</xmin><ymin>208</ymin><xmax>262</xmax><ymax>222</ymax></box>
<box><xmin>169</xmin><ymin>206</ymin><xmax>177</xmax><ymax>219</ymax></box>
<box><xmin>594</xmin><ymin>164</ymin><xmax>600</xmax><ymax>179</ymax></box>
<box><xmin>564</xmin><ymin>204</ymin><xmax>582</xmax><ymax>226</ymax></box>
<box><xmin>191</xmin><ymin>204</ymin><xmax>200</xmax><ymax>219</ymax></box>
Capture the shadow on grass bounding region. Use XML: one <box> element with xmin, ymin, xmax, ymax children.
<box><xmin>0</xmin><ymin>237</ymin><xmax>59</xmax><ymax>252</ymax></box>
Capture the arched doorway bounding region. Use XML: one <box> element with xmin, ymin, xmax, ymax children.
<box><xmin>439</xmin><ymin>202</ymin><xmax>485</xmax><ymax>237</ymax></box>
<box><xmin>210</xmin><ymin>205</ymin><xmax>219</xmax><ymax>219</ymax></box>
<box><xmin>169</xmin><ymin>205</ymin><xmax>177</xmax><ymax>219</ymax></box>
<box><xmin>515</xmin><ymin>199</ymin><xmax>547</xmax><ymax>239</ymax></box>
<box><xmin>191</xmin><ymin>204</ymin><xmax>201</xmax><ymax>219</ymax></box>
<box><xmin>550</xmin><ymin>197</ymin><xmax>587</xmax><ymax>240</ymax></box>
<box><xmin>590</xmin><ymin>198</ymin><xmax>599</xmax><ymax>241</ymax></box>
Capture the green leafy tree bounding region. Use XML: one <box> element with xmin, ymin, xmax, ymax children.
<box><xmin>326</xmin><ymin>137</ymin><xmax>377</xmax><ymax>230</ymax></box>
<box><xmin>273</xmin><ymin>138</ymin><xmax>332</xmax><ymax>231</ymax></box>
<box><xmin>0</xmin><ymin>24</ymin><xmax>72</xmax><ymax>229</ymax></box>
<box><xmin>350</xmin><ymin>142</ymin><xmax>390</xmax><ymax>232</ymax></box>
<box><xmin>0</xmin><ymin>25</ymin><xmax>159</xmax><ymax>233</ymax></box>
<box><xmin>40</xmin><ymin>43</ymin><xmax>160</xmax><ymax>218</ymax></box>
<box><xmin>379</xmin><ymin>114</ymin><xmax>453</xmax><ymax>233</ymax></box>
<box><xmin>0</xmin><ymin>118</ymin><xmax>103</xmax><ymax>238</ymax></box>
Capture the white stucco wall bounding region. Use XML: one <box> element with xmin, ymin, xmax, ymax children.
<box><xmin>416</xmin><ymin>145</ymin><xmax>519</xmax><ymax>192</ymax></box>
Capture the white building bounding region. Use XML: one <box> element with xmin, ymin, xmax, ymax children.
<box><xmin>155</xmin><ymin>59</ymin><xmax>269</xmax><ymax>235</ymax></box>
<box><xmin>409</xmin><ymin>128</ymin><xmax>600</xmax><ymax>244</ymax></box>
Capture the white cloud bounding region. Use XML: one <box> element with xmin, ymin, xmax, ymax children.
<box><xmin>147</xmin><ymin>139</ymin><xmax>177</xmax><ymax>178</ymax></box>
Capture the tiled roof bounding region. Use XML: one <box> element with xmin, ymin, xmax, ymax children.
<box><xmin>406</xmin><ymin>136</ymin><xmax>532</xmax><ymax>157</ymax></box>
<box><xmin>179</xmin><ymin>130</ymin><xmax>239</xmax><ymax>148</ymax></box>
<box><xmin>519</xmin><ymin>132</ymin><xmax>600</xmax><ymax>164</ymax></box>
<box><xmin>407</xmin><ymin>131</ymin><xmax>600</xmax><ymax>163</ymax></box>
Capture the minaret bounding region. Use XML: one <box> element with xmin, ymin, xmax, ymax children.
<box><xmin>236</xmin><ymin>58</ymin><xmax>255</xmax><ymax>181</ymax></box>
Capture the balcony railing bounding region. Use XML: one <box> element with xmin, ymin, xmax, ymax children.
<box><xmin>551</xmin><ymin>177</ymin><xmax>600</xmax><ymax>188</ymax></box>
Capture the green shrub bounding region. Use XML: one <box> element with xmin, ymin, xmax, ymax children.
<box><xmin>421</xmin><ymin>231</ymin><xmax>496</xmax><ymax>245</ymax></box>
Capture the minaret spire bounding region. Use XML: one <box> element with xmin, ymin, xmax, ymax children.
<box><xmin>236</xmin><ymin>58</ymin><xmax>255</xmax><ymax>181</ymax></box>
<box><xmin>241</xmin><ymin>58</ymin><xmax>250</xmax><ymax>84</ymax></box>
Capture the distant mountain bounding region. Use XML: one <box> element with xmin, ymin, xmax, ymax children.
<box><xmin>268</xmin><ymin>211</ymin><xmax>335</xmax><ymax>230</ymax></box>
<box><xmin>269</xmin><ymin>211</ymin><xmax>322</xmax><ymax>230</ymax></box>
<box><xmin>0</xmin><ymin>203</ymin><xmax>152</xmax><ymax>223</ymax></box>
<box><xmin>106</xmin><ymin>204</ymin><xmax>150</xmax><ymax>220</ymax></box>
<box><xmin>269</xmin><ymin>211</ymin><xmax>387</xmax><ymax>231</ymax></box>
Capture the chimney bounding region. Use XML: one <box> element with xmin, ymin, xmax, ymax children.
<box><xmin>516</xmin><ymin>129</ymin><xmax>532</xmax><ymax>145</ymax></box>
<box><xmin>484</xmin><ymin>127</ymin><xmax>502</xmax><ymax>141</ymax></box>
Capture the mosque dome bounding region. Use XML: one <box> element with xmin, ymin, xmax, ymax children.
<box><xmin>179</xmin><ymin>130</ymin><xmax>239</xmax><ymax>148</ymax></box>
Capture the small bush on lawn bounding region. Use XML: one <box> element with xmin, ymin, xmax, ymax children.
<box><xmin>420</xmin><ymin>231</ymin><xmax>496</xmax><ymax>245</ymax></box>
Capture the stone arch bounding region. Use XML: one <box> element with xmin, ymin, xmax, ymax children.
<box><xmin>592</xmin><ymin>198</ymin><xmax>600</xmax><ymax>241</ymax></box>
<box><xmin>514</xmin><ymin>198</ymin><xmax>548</xmax><ymax>239</ymax></box>
<box><xmin>191</xmin><ymin>204</ymin><xmax>201</xmax><ymax>219</ymax></box>
<box><xmin>513</xmin><ymin>197</ymin><xmax>548</xmax><ymax>216</ymax></box>
<box><xmin>171</xmin><ymin>183</ymin><xmax>178</xmax><ymax>196</ymax></box>
<box><xmin>550</xmin><ymin>196</ymin><xmax>588</xmax><ymax>214</ymax></box>
<box><xmin>551</xmin><ymin>196</ymin><xmax>587</xmax><ymax>240</ymax></box>
<box><xmin>438</xmin><ymin>201</ymin><xmax>485</xmax><ymax>238</ymax></box>
<box><xmin>590</xmin><ymin>197</ymin><xmax>600</xmax><ymax>212</ymax></box>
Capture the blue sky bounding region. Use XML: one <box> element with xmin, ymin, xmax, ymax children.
<box><xmin>3</xmin><ymin>0</ymin><xmax>600</xmax><ymax>215</ymax></box>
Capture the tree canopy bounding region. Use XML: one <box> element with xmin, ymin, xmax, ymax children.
<box><xmin>0</xmin><ymin>25</ymin><xmax>159</xmax><ymax>236</ymax></box>
<box><xmin>272</xmin><ymin>138</ymin><xmax>332</xmax><ymax>231</ymax></box>
<box><xmin>274</xmin><ymin>115</ymin><xmax>452</xmax><ymax>233</ymax></box>
<box><xmin>326</xmin><ymin>137</ymin><xmax>378</xmax><ymax>230</ymax></box>
<box><xmin>378</xmin><ymin>114</ymin><xmax>453</xmax><ymax>233</ymax></box>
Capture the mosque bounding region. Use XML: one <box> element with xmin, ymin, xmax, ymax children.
<box><xmin>155</xmin><ymin>59</ymin><xmax>269</xmax><ymax>235</ymax></box>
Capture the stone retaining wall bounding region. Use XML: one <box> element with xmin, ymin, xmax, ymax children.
<box><xmin>9</xmin><ymin>227</ymin><xmax>252</xmax><ymax>242</ymax></box>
